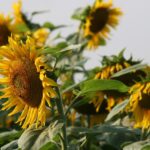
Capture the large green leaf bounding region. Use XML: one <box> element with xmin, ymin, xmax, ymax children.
<box><xmin>18</xmin><ymin>121</ymin><xmax>63</xmax><ymax>150</ymax></box>
<box><xmin>111</xmin><ymin>64</ymin><xmax>147</xmax><ymax>78</ymax></box>
<box><xmin>80</xmin><ymin>79</ymin><xmax>129</xmax><ymax>95</ymax></box>
<box><xmin>105</xmin><ymin>99</ymin><xmax>129</xmax><ymax>122</ymax></box>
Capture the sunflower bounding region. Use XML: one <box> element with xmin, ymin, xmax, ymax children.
<box><xmin>33</xmin><ymin>28</ymin><xmax>49</xmax><ymax>48</ymax></box>
<box><xmin>13</xmin><ymin>0</ymin><xmax>24</xmax><ymax>24</ymax></box>
<box><xmin>83</xmin><ymin>0</ymin><xmax>122</xmax><ymax>49</ymax></box>
<box><xmin>129</xmin><ymin>82</ymin><xmax>150</xmax><ymax>129</ymax></box>
<box><xmin>94</xmin><ymin>52</ymin><xmax>146</xmax><ymax>111</ymax></box>
<box><xmin>0</xmin><ymin>14</ymin><xmax>12</xmax><ymax>46</ymax></box>
<box><xmin>0</xmin><ymin>36</ymin><xmax>57</xmax><ymax>128</ymax></box>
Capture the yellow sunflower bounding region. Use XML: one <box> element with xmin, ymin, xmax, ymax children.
<box><xmin>0</xmin><ymin>14</ymin><xmax>12</xmax><ymax>46</ymax></box>
<box><xmin>0</xmin><ymin>36</ymin><xmax>57</xmax><ymax>128</ymax></box>
<box><xmin>95</xmin><ymin>61</ymin><xmax>130</xmax><ymax>80</ymax></box>
<box><xmin>13</xmin><ymin>0</ymin><xmax>24</xmax><ymax>24</ymax></box>
<box><xmin>129</xmin><ymin>82</ymin><xmax>150</xmax><ymax>129</ymax></box>
<box><xmin>33</xmin><ymin>28</ymin><xmax>49</xmax><ymax>48</ymax></box>
<box><xmin>84</xmin><ymin>0</ymin><xmax>122</xmax><ymax>49</ymax></box>
<box><xmin>94</xmin><ymin>61</ymin><xmax>130</xmax><ymax>111</ymax></box>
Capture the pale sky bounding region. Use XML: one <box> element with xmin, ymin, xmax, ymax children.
<box><xmin>0</xmin><ymin>0</ymin><xmax>149</xmax><ymax>68</ymax></box>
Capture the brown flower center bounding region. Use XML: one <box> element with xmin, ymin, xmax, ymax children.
<box><xmin>139</xmin><ymin>94</ymin><xmax>150</xmax><ymax>109</ymax></box>
<box><xmin>0</xmin><ymin>24</ymin><xmax>11</xmax><ymax>46</ymax></box>
<box><xmin>90</xmin><ymin>8</ymin><xmax>109</xmax><ymax>33</ymax></box>
<box><xmin>10</xmin><ymin>58</ymin><xmax>43</xmax><ymax>107</ymax></box>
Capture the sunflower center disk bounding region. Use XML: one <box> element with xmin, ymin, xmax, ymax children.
<box><xmin>139</xmin><ymin>94</ymin><xmax>150</xmax><ymax>110</ymax></box>
<box><xmin>0</xmin><ymin>24</ymin><xmax>11</xmax><ymax>46</ymax></box>
<box><xmin>90</xmin><ymin>8</ymin><xmax>109</xmax><ymax>33</ymax></box>
<box><xmin>11</xmin><ymin>60</ymin><xmax>43</xmax><ymax>107</ymax></box>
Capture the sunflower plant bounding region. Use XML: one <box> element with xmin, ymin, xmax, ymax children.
<box><xmin>0</xmin><ymin>0</ymin><xmax>150</xmax><ymax>150</ymax></box>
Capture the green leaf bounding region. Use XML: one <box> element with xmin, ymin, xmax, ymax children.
<box><xmin>80</xmin><ymin>79</ymin><xmax>129</xmax><ymax>95</ymax></box>
<box><xmin>43</xmin><ymin>22</ymin><xmax>66</xmax><ymax>31</ymax></box>
<box><xmin>111</xmin><ymin>64</ymin><xmax>147</xmax><ymax>78</ymax></box>
<box><xmin>99</xmin><ymin>38</ymin><xmax>106</xmax><ymax>46</ymax></box>
<box><xmin>105</xmin><ymin>99</ymin><xmax>129</xmax><ymax>122</ymax></box>
<box><xmin>15</xmin><ymin>23</ymin><xmax>29</xmax><ymax>32</ymax></box>
<box><xmin>1</xmin><ymin>140</ymin><xmax>18</xmax><ymax>150</ymax></box>
<box><xmin>18</xmin><ymin>121</ymin><xmax>63</xmax><ymax>150</ymax></box>
<box><xmin>31</xmin><ymin>10</ymin><xmax>49</xmax><ymax>16</ymax></box>
<box><xmin>40</xmin><ymin>141</ymin><xmax>59</xmax><ymax>150</ymax></box>
<box><xmin>123</xmin><ymin>140</ymin><xmax>150</xmax><ymax>150</ymax></box>
<box><xmin>72</xmin><ymin>6</ymin><xmax>90</xmax><ymax>21</ymax></box>
<box><xmin>0</xmin><ymin>130</ymin><xmax>22</xmax><ymax>147</ymax></box>
<box><xmin>42</xmin><ymin>44</ymin><xmax>81</xmax><ymax>55</ymax></box>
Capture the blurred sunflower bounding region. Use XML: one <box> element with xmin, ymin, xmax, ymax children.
<box><xmin>83</xmin><ymin>0</ymin><xmax>122</xmax><ymax>49</ymax></box>
<box><xmin>0</xmin><ymin>37</ymin><xmax>57</xmax><ymax>128</ymax></box>
<box><xmin>129</xmin><ymin>82</ymin><xmax>150</xmax><ymax>129</ymax></box>
<box><xmin>12</xmin><ymin>0</ymin><xmax>49</xmax><ymax>47</ymax></box>
<box><xmin>13</xmin><ymin>0</ymin><xmax>24</xmax><ymax>24</ymax></box>
<box><xmin>62</xmin><ymin>91</ymin><xmax>108</xmax><ymax>126</ymax></box>
<box><xmin>94</xmin><ymin>51</ymin><xmax>146</xmax><ymax>111</ymax></box>
<box><xmin>0</xmin><ymin>14</ymin><xmax>12</xmax><ymax>46</ymax></box>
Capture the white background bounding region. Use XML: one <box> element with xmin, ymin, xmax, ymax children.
<box><xmin>0</xmin><ymin>0</ymin><xmax>149</xmax><ymax>68</ymax></box>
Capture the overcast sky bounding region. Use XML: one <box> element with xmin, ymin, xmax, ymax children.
<box><xmin>0</xmin><ymin>0</ymin><xmax>149</xmax><ymax>68</ymax></box>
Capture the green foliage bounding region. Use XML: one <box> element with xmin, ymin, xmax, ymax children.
<box><xmin>112</xmin><ymin>63</ymin><xmax>147</xmax><ymax>78</ymax></box>
<box><xmin>18</xmin><ymin>121</ymin><xmax>63</xmax><ymax>150</ymax></box>
<box><xmin>72</xmin><ymin>6</ymin><xmax>91</xmax><ymax>22</ymax></box>
<box><xmin>1</xmin><ymin>140</ymin><xmax>18</xmax><ymax>150</ymax></box>
<box><xmin>105</xmin><ymin>99</ymin><xmax>129</xmax><ymax>122</ymax></box>
<box><xmin>123</xmin><ymin>140</ymin><xmax>150</xmax><ymax>150</ymax></box>
<box><xmin>0</xmin><ymin>130</ymin><xmax>22</xmax><ymax>147</ymax></box>
<box><xmin>43</xmin><ymin>22</ymin><xmax>66</xmax><ymax>31</ymax></box>
<box><xmin>80</xmin><ymin>79</ymin><xmax>129</xmax><ymax>95</ymax></box>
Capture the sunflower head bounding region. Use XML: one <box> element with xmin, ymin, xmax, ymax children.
<box><xmin>95</xmin><ymin>51</ymin><xmax>144</xmax><ymax>83</ymax></box>
<box><xmin>0</xmin><ymin>36</ymin><xmax>57</xmax><ymax>128</ymax></box>
<box><xmin>129</xmin><ymin>82</ymin><xmax>150</xmax><ymax>129</ymax></box>
<box><xmin>94</xmin><ymin>51</ymin><xmax>146</xmax><ymax>110</ymax></box>
<box><xmin>0</xmin><ymin>14</ymin><xmax>12</xmax><ymax>46</ymax></box>
<box><xmin>83</xmin><ymin>0</ymin><xmax>122</xmax><ymax>49</ymax></box>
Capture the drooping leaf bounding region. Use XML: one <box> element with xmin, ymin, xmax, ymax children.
<box><xmin>18</xmin><ymin>121</ymin><xmax>63</xmax><ymax>150</ymax></box>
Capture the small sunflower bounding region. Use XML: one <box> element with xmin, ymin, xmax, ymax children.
<box><xmin>0</xmin><ymin>14</ymin><xmax>12</xmax><ymax>46</ymax></box>
<box><xmin>0</xmin><ymin>37</ymin><xmax>57</xmax><ymax>128</ymax></box>
<box><xmin>129</xmin><ymin>82</ymin><xmax>150</xmax><ymax>129</ymax></box>
<box><xmin>33</xmin><ymin>28</ymin><xmax>49</xmax><ymax>48</ymax></box>
<box><xmin>83</xmin><ymin>0</ymin><xmax>122</xmax><ymax>49</ymax></box>
<box><xmin>13</xmin><ymin>0</ymin><xmax>24</xmax><ymax>24</ymax></box>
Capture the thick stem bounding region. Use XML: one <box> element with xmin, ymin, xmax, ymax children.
<box><xmin>55</xmin><ymin>87</ymin><xmax>68</xmax><ymax>150</ymax></box>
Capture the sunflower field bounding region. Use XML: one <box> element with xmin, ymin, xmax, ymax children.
<box><xmin>0</xmin><ymin>0</ymin><xmax>150</xmax><ymax>150</ymax></box>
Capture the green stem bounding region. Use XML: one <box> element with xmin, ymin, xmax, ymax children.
<box><xmin>55</xmin><ymin>87</ymin><xmax>68</xmax><ymax>150</ymax></box>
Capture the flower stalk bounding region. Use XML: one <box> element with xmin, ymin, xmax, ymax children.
<box><xmin>55</xmin><ymin>87</ymin><xmax>68</xmax><ymax>150</ymax></box>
